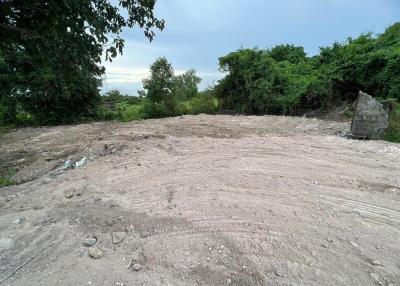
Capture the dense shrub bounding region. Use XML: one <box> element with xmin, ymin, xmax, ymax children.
<box><xmin>117</xmin><ymin>102</ymin><xmax>145</xmax><ymax>122</ymax></box>
<box><xmin>141</xmin><ymin>100</ymin><xmax>169</xmax><ymax>119</ymax></box>
<box><xmin>216</xmin><ymin>23</ymin><xmax>400</xmax><ymax>116</ymax></box>
<box><xmin>187</xmin><ymin>94</ymin><xmax>219</xmax><ymax>115</ymax></box>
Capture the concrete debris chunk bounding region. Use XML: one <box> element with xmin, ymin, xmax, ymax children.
<box><xmin>112</xmin><ymin>232</ymin><xmax>127</xmax><ymax>244</ymax></box>
<box><xmin>350</xmin><ymin>91</ymin><xmax>389</xmax><ymax>140</ymax></box>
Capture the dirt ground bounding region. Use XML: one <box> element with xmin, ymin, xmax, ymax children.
<box><xmin>0</xmin><ymin>114</ymin><xmax>399</xmax><ymax>286</ymax></box>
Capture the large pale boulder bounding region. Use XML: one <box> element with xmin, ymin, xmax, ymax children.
<box><xmin>350</xmin><ymin>91</ymin><xmax>389</xmax><ymax>140</ymax></box>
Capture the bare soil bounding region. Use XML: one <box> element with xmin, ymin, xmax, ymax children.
<box><xmin>0</xmin><ymin>114</ymin><xmax>399</xmax><ymax>286</ymax></box>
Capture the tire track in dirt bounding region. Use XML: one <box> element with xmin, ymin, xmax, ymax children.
<box><xmin>321</xmin><ymin>194</ymin><xmax>400</xmax><ymax>223</ymax></box>
<box><xmin>2</xmin><ymin>115</ymin><xmax>400</xmax><ymax>286</ymax></box>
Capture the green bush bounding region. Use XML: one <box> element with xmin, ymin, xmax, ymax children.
<box><xmin>142</xmin><ymin>100</ymin><xmax>169</xmax><ymax>119</ymax></box>
<box><xmin>0</xmin><ymin>168</ymin><xmax>16</xmax><ymax>188</ymax></box>
<box><xmin>186</xmin><ymin>94</ymin><xmax>219</xmax><ymax>114</ymax></box>
<box><xmin>385</xmin><ymin>101</ymin><xmax>400</xmax><ymax>143</ymax></box>
<box><xmin>96</xmin><ymin>106</ymin><xmax>118</xmax><ymax>121</ymax></box>
<box><xmin>117</xmin><ymin>102</ymin><xmax>145</xmax><ymax>122</ymax></box>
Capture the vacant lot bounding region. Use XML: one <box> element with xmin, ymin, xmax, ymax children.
<box><xmin>1</xmin><ymin>115</ymin><xmax>399</xmax><ymax>286</ymax></box>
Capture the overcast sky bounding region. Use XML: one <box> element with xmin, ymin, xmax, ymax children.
<box><xmin>102</xmin><ymin>0</ymin><xmax>400</xmax><ymax>95</ymax></box>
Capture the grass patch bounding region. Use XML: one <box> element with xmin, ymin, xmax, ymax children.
<box><xmin>385</xmin><ymin>101</ymin><xmax>400</xmax><ymax>143</ymax></box>
<box><xmin>0</xmin><ymin>125</ymin><xmax>14</xmax><ymax>140</ymax></box>
<box><xmin>100</xmin><ymin>95</ymin><xmax>219</xmax><ymax>123</ymax></box>
<box><xmin>343</xmin><ymin>109</ymin><xmax>354</xmax><ymax>119</ymax></box>
<box><xmin>118</xmin><ymin>103</ymin><xmax>145</xmax><ymax>122</ymax></box>
<box><xmin>0</xmin><ymin>168</ymin><xmax>16</xmax><ymax>188</ymax></box>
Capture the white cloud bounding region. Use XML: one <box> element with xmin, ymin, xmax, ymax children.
<box><xmin>103</xmin><ymin>66</ymin><xmax>149</xmax><ymax>84</ymax></box>
<box><xmin>103</xmin><ymin>66</ymin><xmax>221</xmax><ymax>85</ymax></box>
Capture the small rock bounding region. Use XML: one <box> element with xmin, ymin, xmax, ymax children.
<box><xmin>275</xmin><ymin>270</ymin><xmax>284</xmax><ymax>277</ymax></box>
<box><xmin>83</xmin><ymin>236</ymin><xmax>97</xmax><ymax>247</ymax></box>
<box><xmin>132</xmin><ymin>263</ymin><xmax>141</xmax><ymax>271</ymax></box>
<box><xmin>32</xmin><ymin>205</ymin><xmax>44</xmax><ymax>210</ymax></box>
<box><xmin>5</xmin><ymin>196</ymin><xmax>15</xmax><ymax>202</ymax></box>
<box><xmin>226</xmin><ymin>278</ymin><xmax>232</xmax><ymax>285</ymax></box>
<box><xmin>349</xmin><ymin>241</ymin><xmax>358</xmax><ymax>247</ymax></box>
<box><xmin>369</xmin><ymin>260</ymin><xmax>383</xmax><ymax>267</ymax></box>
<box><xmin>63</xmin><ymin>159</ymin><xmax>73</xmax><ymax>170</ymax></box>
<box><xmin>74</xmin><ymin>157</ymin><xmax>87</xmax><ymax>168</ymax></box>
<box><xmin>140</xmin><ymin>231</ymin><xmax>151</xmax><ymax>238</ymax></box>
<box><xmin>127</xmin><ymin>224</ymin><xmax>135</xmax><ymax>232</ymax></box>
<box><xmin>88</xmin><ymin>247</ymin><xmax>103</xmax><ymax>259</ymax></box>
<box><xmin>13</xmin><ymin>217</ymin><xmax>25</xmax><ymax>224</ymax></box>
<box><xmin>322</xmin><ymin>243</ymin><xmax>329</xmax><ymax>249</ymax></box>
<box><xmin>112</xmin><ymin>232</ymin><xmax>127</xmax><ymax>244</ymax></box>
<box><xmin>64</xmin><ymin>189</ymin><xmax>74</xmax><ymax>199</ymax></box>
<box><xmin>369</xmin><ymin>272</ymin><xmax>381</xmax><ymax>283</ymax></box>
<box><xmin>327</xmin><ymin>238</ymin><xmax>334</xmax><ymax>243</ymax></box>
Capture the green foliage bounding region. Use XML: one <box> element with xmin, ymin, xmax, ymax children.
<box><xmin>0</xmin><ymin>0</ymin><xmax>164</xmax><ymax>125</ymax></box>
<box><xmin>385</xmin><ymin>101</ymin><xmax>400</xmax><ymax>143</ymax></box>
<box><xmin>97</xmin><ymin>106</ymin><xmax>118</xmax><ymax>121</ymax></box>
<box><xmin>0</xmin><ymin>168</ymin><xmax>16</xmax><ymax>188</ymax></box>
<box><xmin>142</xmin><ymin>57</ymin><xmax>175</xmax><ymax>104</ymax></box>
<box><xmin>103</xmin><ymin>90</ymin><xmax>142</xmax><ymax>105</ymax></box>
<box><xmin>101</xmin><ymin>65</ymin><xmax>218</xmax><ymax>122</ymax></box>
<box><xmin>142</xmin><ymin>100</ymin><xmax>169</xmax><ymax>119</ymax></box>
<box><xmin>0</xmin><ymin>125</ymin><xmax>11</xmax><ymax>138</ymax></box>
<box><xmin>269</xmin><ymin>44</ymin><xmax>307</xmax><ymax>64</ymax></box>
<box><xmin>186</xmin><ymin>93</ymin><xmax>219</xmax><ymax>115</ymax></box>
<box><xmin>217</xmin><ymin>48</ymin><xmax>289</xmax><ymax>114</ymax></box>
<box><xmin>343</xmin><ymin>109</ymin><xmax>355</xmax><ymax>119</ymax></box>
<box><xmin>140</xmin><ymin>57</ymin><xmax>217</xmax><ymax>117</ymax></box>
<box><xmin>116</xmin><ymin>102</ymin><xmax>145</xmax><ymax>122</ymax></box>
<box><xmin>173</xmin><ymin>69</ymin><xmax>202</xmax><ymax>101</ymax></box>
<box><xmin>216</xmin><ymin>23</ymin><xmax>400</xmax><ymax>117</ymax></box>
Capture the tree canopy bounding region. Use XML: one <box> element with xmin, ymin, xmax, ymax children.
<box><xmin>140</xmin><ymin>57</ymin><xmax>208</xmax><ymax>117</ymax></box>
<box><xmin>0</xmin><ymin>0</ymin><xmax>164</xmax><ymax>124</ymax></box>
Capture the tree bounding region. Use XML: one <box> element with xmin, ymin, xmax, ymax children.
<box><xmin>268</xmin><ymin>44</ymin><xmax>307</xmax><ymax>64</ymax></box>
<box><xmin>173</xmin><ymin>69</ymin><xmax>201</xmax><ymax>101</ymax></box>
<box><xmin>142</xmin><ymin>57</ymin><xmax>175</xmax><ymax>103</ymax></box>
<box><xmin>217</xmin><ymin>49</ymin><xmax>289</xmax><ymax>114</ymax></box>
<box><xmin>0</xmin><ymin>0</ymin><xmax>164</xmax><ymax>124</ymax></box>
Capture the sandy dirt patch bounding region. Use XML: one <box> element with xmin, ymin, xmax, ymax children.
<box><xmin>0</xmin><ymin>115</ymin><xmax>399</xmax><ymax>285</ymax></box>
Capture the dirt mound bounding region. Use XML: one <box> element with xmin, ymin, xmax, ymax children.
<box><xmin>0</xmin><ymin>115</ymin><xmax>399</xmax><ymax>285</ymax></box>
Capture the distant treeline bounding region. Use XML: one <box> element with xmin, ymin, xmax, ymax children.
<box><xmin>98</xmin><ymin>59</ymin><xmax>218</xmax><ymax>122</ymax></box>
<box><xmin>1</xmin><ymin>13</ymin><xmax>399</xmax><ymax>127</ymax></box>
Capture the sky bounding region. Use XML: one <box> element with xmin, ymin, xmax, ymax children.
<box><xmin>102</xmin><ymin>0</ymin><xmax>400</xmax><ymax>95</ymax></box>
